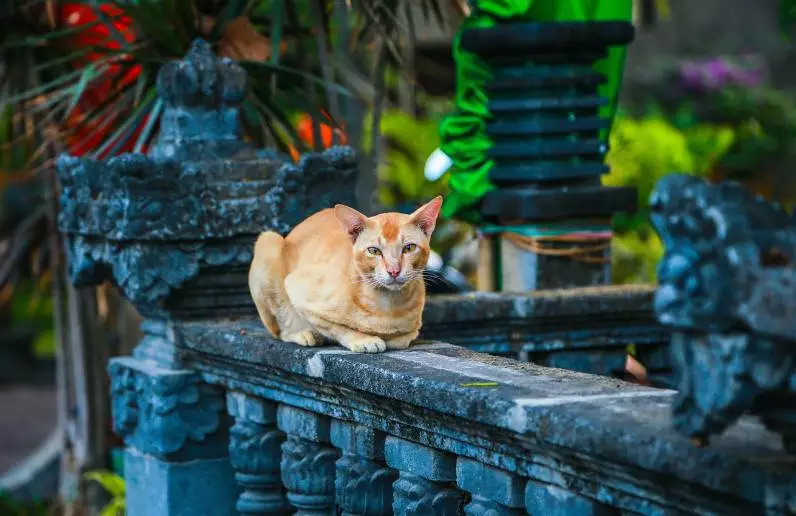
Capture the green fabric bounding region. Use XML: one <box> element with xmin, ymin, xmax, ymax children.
<box><xmin>440</xmin><ymin>0</ymin><xmax>633</xmax><ymax>221</ymax></box>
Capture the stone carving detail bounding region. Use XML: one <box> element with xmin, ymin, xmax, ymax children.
<box><xmin>392</xmin><ymin>474</ymin><xmax>464</xmax><ymax>516</ymax></box>
<box><xmin>277</xmin><ymin>406</ymin><xmax>337</xmax><ymax>515</ymax></box>
<box><xmin>227</xmin><ymin>393</ymin><xmax>289</xmax><ymax>515</ymax></box>
<box><xmin>335</xmin><ymin>452</ymin><xmax>396</xmax><ymax>515</ymax></box>
<box><xmin>108</xmin><ymin>357</ymin><xmax>226</xmax><ymax>459</ymax></box>
<box><xmin>330</xmin><ymin>421</ymin><xmax>397</xmax><ymax>516</ymax></box>
<box><xmin>384</xmin><ymin>437</ymin><xmax>465</xmax><ymax>516</ymax></box>
<box><xmin>650</xmin><ymin>173</ymin><xmax>796</xmax><ymax>452</ymax></box>
<box><xmin>280</xmin><ymin>437</ymin><xmax>338</xmax><ymax>515</ymax></box>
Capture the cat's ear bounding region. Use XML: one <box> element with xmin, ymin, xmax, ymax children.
<box><xmin>334</xmin><ymin>204</ymin><xmax>369</xmax><ymax>242</ymax></box>
<box><xmin>410</xmin><ymin>196</ymin><xmax>443</xmax><ymax>237</ymax></box>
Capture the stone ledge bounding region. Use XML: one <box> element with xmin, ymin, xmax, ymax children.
<box><xmin>179</xmin><ymin>318</ymin><xmax>795</xmax><ymax>515</ymax></box>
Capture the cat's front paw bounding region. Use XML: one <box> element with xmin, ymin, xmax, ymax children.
<box><xmin>343</xmin><ymin>336</ymin><xmax>387</xmax><ymax>353</ymax></box>
<box><xmin>385</xmin><ymin>337</ymin><xmax>414</xmax><ymax>350</ymax></box>
<box><xmin>283</xmin><ymin>330</ymin><xmax>320</xmax><ymax>347</ymax></box>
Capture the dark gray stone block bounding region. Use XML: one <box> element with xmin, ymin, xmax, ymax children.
<box><xmin>124</xmin><ymin>448</ymin><xmax>238</xmax><ymax>516</ymax></box>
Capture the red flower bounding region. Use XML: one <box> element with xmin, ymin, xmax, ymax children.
<box><xmin>60</xmin><ymin>3</ymin><xmax>144</xmax><ymax>156</ymax></box>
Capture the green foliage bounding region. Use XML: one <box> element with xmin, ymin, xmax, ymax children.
<box><xmin>365</xmin><ymin>109</ymin><xmax>447</xmax><ymax>207</ymax></box>
<box><xmin>85</xmin><ymin>470</ymin><xmax>126</xmax><ymax>516</ymax></box>
<box><xmin>605</xmin><ymin>114</ymin><xmax>735</xmax><ymax>284</ymax></box>
<box><xmin>702</xmin><ymin>87</ymin><xmax>796</xmax><ymax>178</ymax></box>
<box><xmin>605</xmin><ymin>114</ymin><xmax>735</xmax><ymax>232</ymax></box>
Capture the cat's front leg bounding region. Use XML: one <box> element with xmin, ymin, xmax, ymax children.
<box><xmin>339</xmin><ymin>333</ymin><xmax>387</xmax><ymax>353</ymax></box>
<box><xmin>385</xmin><ymin>330</ymin><xmax>419</xmax><ymax>350</ymax></box>
<box><xmin>281</xmin><ymin>330</ymin><xmax>323</xmax><ymax>347</ymax></box>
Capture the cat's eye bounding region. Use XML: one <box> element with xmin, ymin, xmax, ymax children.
<box><xmin>403</xmin><ymin>243</ymin><xmax>417</xmax><ymax>253</ymax></box>
<box><xmin>367</xmin><ymin>247</ymin><xmax>382</xmax><ymax>256</ymax></box>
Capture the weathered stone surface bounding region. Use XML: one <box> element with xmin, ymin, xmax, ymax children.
<box><xmin>180</xmin><ymin>319</ymin><xmax>796</xmax><ymax>515</ymax></box>
<box><xmin>108</xmin><ymin>356</ymin><xmax>228</xmax><ymax>461</ymax></box>
<box><xmin>421</xmin><ymin>285</ymin><xmax>670</xmax><ymax>382</ymax></box>
<box><xmin>385</xmin><ymin>437</ymin><xmax>457</xmax><ymax>482</ymax></box>
<box><xmin>456</xmin><ymin>459</ymin><xmax>524</xmax><ymax>508</ymax></box>
<box><xmin>525</xmin><ymin>480</ymin><xmax>616</xmax><ymax>516</ymax></box>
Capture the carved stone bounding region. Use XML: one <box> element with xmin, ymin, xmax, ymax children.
<box><xmin>331</xmin><ymin>421</ymin><xmax>396</xmax><ymax>516</ymax></box>
<box><xmin>384</xmin><ymin>437</ymin><xmax>465</xmax><ymax>516</ymax></box>
<box><xmin>277</xmin><ymin>406</ymin><xmax>337</xmax><ymax>515</ymax></box>
<box><xmin>108</xmin><ymin>357</ymin><xmax>227</xmax><ymax>460</ymax></box>
<box><xmin>227</xmin><ymin>393</ymin><xmax>289</xmax><ymax>515</ymax></box>
<box><xmin>650</xmin><ymin>173</ymin><xmax>796</xmax><ymax>452</ymax></box>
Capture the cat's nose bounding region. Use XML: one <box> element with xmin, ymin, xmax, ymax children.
<box><xmin>387</xmin><ymin>267</ymin><xmax>401</xmax><ymax>278</ymax></box>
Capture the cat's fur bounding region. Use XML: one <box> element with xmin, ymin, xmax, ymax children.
<box><xmin>249</xmin><ymin>196</ymin><xmax>443</xmax><ymax>353</ymax></box>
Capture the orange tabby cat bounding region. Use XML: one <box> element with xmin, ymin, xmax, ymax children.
<box><xmin>249</xmin><ymin>196</ymin><xmax>443</xmax><ymax>353</ymax></box>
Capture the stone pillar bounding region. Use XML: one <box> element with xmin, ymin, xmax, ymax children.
<box><xmin>277</xmin><ymin>406</ymin><xmax>338</xmax><ymax>516</ymax></box>
<box><xmin>459</xmin><ymin>22</ymin><xmax>637</xmax><ymax>291</ymax></box>
<box><xmin>110</xmin><ymin>358</ymin><xmax>237</xmax><ymax>516</ymax></box>
<box><xmin>384</xmin><ymin>437</ymin><xmax>465</xmax><ymax>515</ymax></box>
<box><xmin>227</xmin><ymin>393</ymin><xmax>289</xmax><ymax>515</ymax></box>
<box><xmin>54</xmin><ymin>39</ymin><xmax>360</xmax><ymax>515</ymax></box>
<box><xmin>331</xmin><ymin>420</ymin><xmax>397</xmax><ymax>516</ymax></box>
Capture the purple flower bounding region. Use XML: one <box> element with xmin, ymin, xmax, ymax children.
<box><xmin>679</xmin><ymin>56</ymin><xmax>766</xmax><ymax>91</ymax></box>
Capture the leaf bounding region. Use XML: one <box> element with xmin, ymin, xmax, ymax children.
<box><xmin>64</xmin><ymin>63</ymin><xmax>98</xmax><ymax>120</ymax></box>
<box><xmin>218</xmin><ymin>16</ymin><xmax>273</xmax><ymax>61</ymax></box>
<box><xmin>242</xmin><ymin>61</ymin><xmax>352</xmax><ymax>97</ymax></box>
<box><xmin>209</xmin><ymin>0</ymin><xmax>249</xmax><ymax>42</ymax></box>
<box><xmin>100</xmin><ymin>498</ymin><xmax>126</xmax><ymax>516</ymax></box>
<box><xmin>459</xmin><ymin>382</ymin><xmax>499</xmax><ymax>387</ymax></box>
<box><xmin>85</xmin><ymin>470</ymin><xmax>126</xmax><ymax>497</ymax></box>
<box><xmin>134</xmin><ymin>97</ymin><xmax>163</xmax><ymax>153</ymax></box>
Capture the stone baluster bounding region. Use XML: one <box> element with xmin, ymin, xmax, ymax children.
<box><xmin>456</xmin><ymin>459</ymin><xmax>526</xmax><ymax>515</ymax></box>
<box><xmin>277</xmin><ymin>406</ymin><xmax>338</xmax><ymax>515</ymax></box>
<box><xmin>108</xmin><ymin>355</ymin><xmax>237</xmax><ymax>516</ymax></box>
<box><xmin>331</xmin><ymin>420</ymin><xmax>397</xmax><ymax>516</ymax></box>
<box><xmin>385</xmin><ymin>437</ymin><xmax>465</xmax><ymax>515</ymax></box>
<box><xmin>227</xmin><ymin>392</ymin><xmax>289</xmax><ymax>515</ymax></box>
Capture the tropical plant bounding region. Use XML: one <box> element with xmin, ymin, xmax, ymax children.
<box><xmin>85</xmin><ymin>470</ymin><xmax>126</xmax><ymax>516</ymax></box>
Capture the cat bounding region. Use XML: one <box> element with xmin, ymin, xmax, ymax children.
<box><xmin>249</xmin><ymin>196</ymin><xmax>443</xmax><ymax>353</ymax></box>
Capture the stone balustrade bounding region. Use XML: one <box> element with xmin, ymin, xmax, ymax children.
<box><xmin>104</xmin><ymin>317</ymin><xmax>794</xmax><ymax>515</ymax></box>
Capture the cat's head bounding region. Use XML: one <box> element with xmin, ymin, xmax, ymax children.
<box><xmin>334</xmin><ymin>196</ymin><xmax>443</xmax><ymax>291</ymax></box>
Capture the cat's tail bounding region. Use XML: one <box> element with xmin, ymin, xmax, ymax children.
<box><xmin>249</xmin><ymin>231</ymin><xmax>286</xmax><ymax>337</ymax></box>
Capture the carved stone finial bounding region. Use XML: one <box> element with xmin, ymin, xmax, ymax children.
<box><xmin>150</xmin><ymin>38</ymin><xmax>252</xmax><ymax>161</ymax></box>
<box><xmin>156</xmin><ymin>39</ymin><xmax>247</xmax><ymax>109</ymax></box>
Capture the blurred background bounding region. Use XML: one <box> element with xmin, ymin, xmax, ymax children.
<box><xmin>2</xmin><ymin>0</ymin><xmax>796</xmax><ymax>513</ymax></box>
